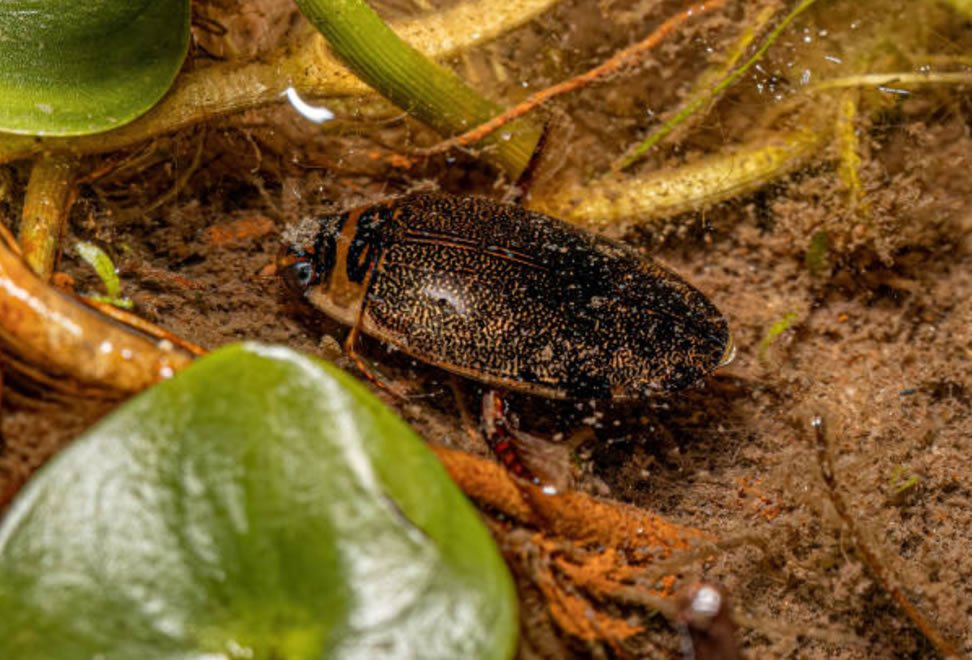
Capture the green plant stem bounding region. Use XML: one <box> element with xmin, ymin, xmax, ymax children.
<box><xmin>19</xmin><ymin>153</ymin><xmax>78</xmax><ymax>280</ymax></box>
<box><xmin>0</xmin><ymin>0</ymin><xmax>555</xmax><ymax>168</ymax></box>
<box><xmin>617</xmin><ymin>0</ymin><xmax>820</xmax><ymax>171</ymax></box>
<box><xmin>835</xmin><ymin>89</ymin><xmax>869</xmax><ymax>216</ymax></box>
<box><xmin>294</xmin><ymin>0</ymin><xmax>542</xmax><ymax>178</ymax></box>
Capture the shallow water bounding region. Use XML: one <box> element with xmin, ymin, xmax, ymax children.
<box><xmin>2</xmin><ymin>0</ymin><xmax>971</xmax><ymax>656</ymax></box>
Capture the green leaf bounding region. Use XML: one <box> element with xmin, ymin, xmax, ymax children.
<box><xmin>0</xmin><ymin>343</ymin><xmax>517</xmax><ymax>659</ymax></box>
<box><xmin>0</xmin><ymin>1</ymin><xmax>191</xmax><ymax>136</ymax></box>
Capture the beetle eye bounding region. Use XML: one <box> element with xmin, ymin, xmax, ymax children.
<box><xmin>284</xmin><ymin>259</ymin><xmax>316</xmax><ymax>292</ymax></box>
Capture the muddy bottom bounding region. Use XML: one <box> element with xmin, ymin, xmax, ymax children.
<box><xmin>3</xmin><ymin>173</ymin><xmax>969</xmax><ymax>657</ymax></box>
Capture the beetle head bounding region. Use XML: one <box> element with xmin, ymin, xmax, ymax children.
<box><xmin>278</xmin><ymin>245</ymin><xmax>319</xmax><ymax>294</ymax></box>
<box><xmin>279</xmin><ymin>212</ymin><xmax>347</xmax><ymax>295</ymax></box>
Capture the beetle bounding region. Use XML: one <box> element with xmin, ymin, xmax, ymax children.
<box><xmin>279</xmin><ymin>192</ymin><xmax>733</xmax><ymax>400</ymax></box>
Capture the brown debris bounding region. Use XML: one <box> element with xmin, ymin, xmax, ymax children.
<box><xmin>202</xmin><ymin>215</ymin><xmax>275</xmax><ymax>246</ymax></box>
<box><xmin>132</xmin><ymin>263</ymin><xmax>207</xmax><ymax>291</ymax></box>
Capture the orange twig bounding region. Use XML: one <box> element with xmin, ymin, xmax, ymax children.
<box><xmin>431</xmin><ymin>445</ymin><xmax>708</xmax><ymax>556</ymax></box>
<box><xmin>536</xmin><ymin>546</ymin><xmax>644</xmax><ymax>642</ymax></box>
<box><xmin>419</xmin><ymin>0</ymin><xmax>727</xmax><ymax>157</ymax></box>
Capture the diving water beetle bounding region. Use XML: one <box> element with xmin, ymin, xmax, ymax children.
<box><xmin>279</xmin><ymin>192</ymin><xmax>733</xmax><ymax>399</ymax></box>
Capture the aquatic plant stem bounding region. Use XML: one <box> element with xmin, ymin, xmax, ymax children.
<box><xmin>941</xmin><ymin>0</ymin><xmax>972</xmax><ymax>19</ymax></box>
<box><xmin>561</xmin><ymin>66</ymin><xmax>972</xmax><ymax>229</ymax></box>
<box><xmin>294</xmin><ymin>0</ymin><xmax>542</xmax><ymax>178</ymax></box>
<box><xmin>835</xmin><ymin>90</ymin><xmax>869</xmax><ymax>216</ymax></box>
<box><xmin>808</xmin><ymin>70</ymin><xmax>972</xmax><ymax>92</ymax></box>
<box><xmin>534</xmin><ymin>128</ymin><xmax>825</xmax><ymax>229</ymax></box>
<box><xmin>19</xmin><ymin>154</ymin><xmax>78</xmax><ymax>280</ymax></box>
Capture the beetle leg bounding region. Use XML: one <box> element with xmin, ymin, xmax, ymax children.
<box><xmin>482</xmin><ymin>391</ymin><xmax>573</xmax><ymax>490</ymax></box>
<box><xmin>342</xmin><ymin>321</ymin><xmax>412</xmax><ymax>400</ymax></box>
<box><xmin>449</xmin><ymin>377</ymin><xmax>491</xmax><ymax>452</ymax></box>
<box><xmin>481</xmin><ymin>390</ymin><xmax>535</xmax><ymax>481</ymax></box>
<box><xmin>342</xmin><ymin>314</ymin><xmax>371</xmax><ymax>379</ymax></box>
<box><xmin>342</xmin><ymin>264</ymin><xmax>411</xmax><ymax>399</ymax></box>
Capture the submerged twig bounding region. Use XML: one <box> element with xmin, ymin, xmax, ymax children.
<box><xmin>811</xmin><ymin>416</ymin><xmax>959</xmax><ymax>658</ymax></box>
<box><xmin>18</xmin><ymin>154</ymin><xmax>79</xmax><ymax>281</ymax></box>
<box><xmin>420</xmin><ymin>0</ymin><xmax>727</xmax><ymax>159</ymax></box>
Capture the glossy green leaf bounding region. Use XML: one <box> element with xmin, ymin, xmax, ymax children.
<box><xmin>0</xmin><ymin>1</ymin><xmax>191</xmax><ymax>136</ymax></box>
<box><xmin>0</xmin><ymin>343</ymin><xmax>517</xmax><ymax>659</ymax></box>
